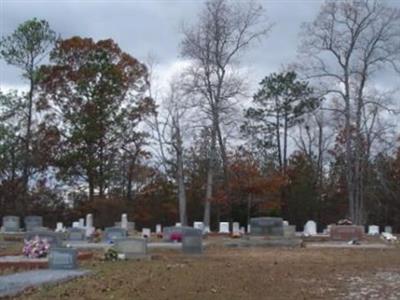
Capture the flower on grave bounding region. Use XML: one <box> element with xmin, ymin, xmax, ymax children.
<box><xmin>23</xmin><ymin>235</ymin><xmax>51</xmax><ymax>258</ymax></box>
<box><xmin>104</xmin><ymin>248</ymin><xmax>119</xmax><ymax>261</ymax></box>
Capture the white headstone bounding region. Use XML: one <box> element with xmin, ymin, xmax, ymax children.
<box><xmin>204</xmin><ymin>225</ymin><xmax>210</xmax><ymax>233</ymax></box>
<box><xmin>121</xmin><ymin>213</ymin><xmax>128</xmax><ymax>230</ymax></box>
<box><xmin>85</xmin><ymin>213</ymin><xmax>94</xmax><ymax>237</ymax></box>
<box><xmin>232</xmin><ymin>222</ymin><xmax>240</xmax><ymax>236</ymax></box>
<box><xmin>247</xmin><ymin>224</ymin><xmax>251</xmax><ymax>233</ymax></box>
<box><xmin>156</xmin><ymin>224</ymin><xmax>162</xmax><ymax>234</ymax></box>
<box><xmin>384</xmin><ymin>226</ymin><xmax>392</xmax><ymax>234</ymax></box>
<box><xmin>193</xmin><ymin>221</ymin><xmax>204</xmax><ymax>231</ymax></box>
<box><xmin>175</xmin><ymin>222</ymin><xmax>181</xmax><ymax>227</ymax></box>
<box><xmin>72</xmin><ymin>221</ymin><xmax>80</xmax><ymax>228</ymax></box>
<box><xmin>78</xmin><ymin>218</ymin><xmax>85</xmax><ymax>228</ymax></box>
<box><xmin>240</xmin><ymin>226</ymin><xmax>245</xmax><ymax>234</ymax></box>
<box><xmin>219</xmin><ymin>222</ymin><xmax>230</xmax><ymax>233</ymax></box>
<box><xmin>303</xmin><ymin>220</ymin><xmax>317</xmax><ymax>236</ymax></box>
<box><xmin>142</xmin><ymin>228</ymin><xmax>151</xmax><ymax>238</ymax></box>
<box><xmin>283</xmin><ymin>220</ymin><xmax>289</xmax><ymax>226</ymax></box>
<box><xmin>368</xmin><ymin>225</ymin><xmax>379</xmax><ymax>235</ymax></box>
<box><xmin>55</xmin><ymin>222</ymin><xmax>64</xmax><ymax>232</ymax></box>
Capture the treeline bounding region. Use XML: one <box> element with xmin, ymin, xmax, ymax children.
<box><xmin>1</xmin><ymin>0</ymin><xmax>399</xmax><ymax>231</ymax></box>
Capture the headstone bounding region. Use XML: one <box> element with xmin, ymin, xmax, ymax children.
<box><xmin>384</xmin><ymin>226</ymin><xmax>393</xmax><ymax>234</ymax></box>
<box><xmin>114</xmin><ymin>238</ymin><xmax>148</xmax><ymax>259</ymax></box>
<box><xmin>330</xmin><ymin>225</ymin><xmax>364</xmax><ymax>241</ymax></box>
<box><xmin>232</xmin><ymin>222</ymin><xmax>240</xmax><ymax>237</ymax></box>
<box><xmin>175</xmin><ymin>222</ymin><xmax>182</xmax><ymax>227</ymax></box>
<box><xmin>283</xmin><ymin>220</ymin><xmax>289</xmax><ymax>226</ymax></box>
<box><xmin>48</xmin><ymin>248</ymin><xmax>77</xmax><ymax>270</ymax></box>
<box><xmin>55</xmin><ymin>222</ymin><xmax>64</xmax><ymax>232</ymax></box>
<box><xmin>85</xmin><ymin>214</ymin><xmax>94</xmax><ymax>237</ymax></box>
<box><xmin>156</xmin><ymin>224</ymin><xmax>162</xmax><ymax>234</ymax></box>
<box><xmin>142</xmin><ymin>228</ymin><xmax>151</xmax><ymax>238</ymax></box>
<box><xmin>163</xmin><ymin>226</ymin><xmax>202</xmax><ymax>242</ymax></box>
<box><xmin>239</xmin><ymin>226</ymin><xmax>245</xmax><ymax>235</ymax></box>
<box><xmin>2</xmin><ymin>216</ymin><xmax>20</xmax><ymax>232</ymax></box>
<box><xmin>250</xmin><ymin>217</ymin><xmax>284</xmax><ymax>236</ymax></box>
<box><xmin>121</xmin><ymin>213</ymin><xmax>128</xmax><ymax>230</ymax></box>
<box><xmin>24</xmin><ymin>216</ymin><xmax>43</xmax><ymax>232</ymax></box>
<box><xmin>67</xmin><ymin>227</ymin><xmax>86</xmax><ymax>241</ymax></box>
<box><xmin>283</xmin><ymin>225</ymin><xmax>296</xmax><ymax>238</ymax></box>
<box><xmin>247</xmin><ymin>224</ymin><xmax>251</xmax><ymax>233</ymax></box>
<box><xmin>182</xmin><ymin>235</ymin><xmax>203</xmax><ymax>254</ymax></box>
<box><xmin>303</xmin><ymin>220</ymin><xmax>317</xmax><ymax>236</ymax></box>
<box><xmin>104</xmin><ymin>227</ymin><xmax>127</xmax><ymax>242</ymax></box>
<box><xmin>204</xmin><ymin>225</ymin><xmax>210</xmax><ymax>233</ymax></box>
<box><xmin>219</xmin><ymin>222</ymin><xmax>230</xmax><ymax>233</ymax></box>
<box><xmin>72</xmin><ymin>221</ymin><xmax>80</xmax><ymax>228</ymax></box>
<box><xmin>24</xmin><ymin>231</ymin><xmax>62</xmax><ymax>247</ymax></box>
<box><xmin>78</xmin><ymin>218</ymin><xmax>85</xmax><ymax>228</ymax></box>
<box><xmin>368</xmin><ymin>225</ymin><xmax>379</xmax><ymax>235</ymax></box>
<box><xmin>193</xmin><ymin>221</ymin><xmax>204</xmax><ymax>231</ymax></box>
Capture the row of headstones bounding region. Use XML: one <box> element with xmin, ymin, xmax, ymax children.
<box><xmin>1</xmin><ymin>215</ymin><xmax>44</xmax><ymax>232</ymax></box>
<box><xmin>303</xmin><ymin>220</ymin><xmax>394</xmax><ymax>236</ymax></box>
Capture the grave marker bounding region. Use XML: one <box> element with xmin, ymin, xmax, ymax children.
<box><xmin>330</xmin><ymin>225</ymin><xmax>364</xmax><ymax>241</ymax></box>
<box><xmin>303</xmin><ymin>220</ymin><xmax>317</xmax><ymax>236</ymax></box>
<box><xmin>24</xmin><ymin>216</ymin><xmax>43</xmax><ymax>232</ymax></box>
<box><xmin>2</xmin><ymin>216</ymin><xmax>20</xmax><ymax>232</ymax></box>
<box><xmin>114</xmin><ymin>238</ymin><xmax>148</xmax><ymax>260</ymax></box>
<box><xmin>219</xmin><ymin>222</ymin><xmax>230</xmax><ymax>233</ymax></box>
<box><xmin>48</xmin><ymin>248</ymin><xmax>77</xmax><ymax>270</ymax></box>
<box><xmin>67</xmin><ymin>227</ymin><xmax>86</xmax><ymax>241</ymax></box>
<box><xmin>232</xmin><ymin>222</ymin><xmax>240</xmax><ymax>237</ymax></box>
<box><xmin>104</xmin><ymin>227</ymin><xmax>127</xmax><ymax>242</ymax></box>
<box><xmin>182</xmin><ymin>235</ymin><xmax>203</xmax><ymax>254</ymax></box>
<box><xmin>193</xmin><ymin>221</ymin><xmax>204</xmax><ymax>231</ymax></box>
<box><xmin>142</xmin><ymin>228</ymin><xmax>151</xmax><ymax>238</ymax></box>
<box><xmin>250</xmin><ymin>217</ymin><xmax>284</xmax><ymax>236</ymax></box>
<box><xmin>368</xmin><ymin>225</ymin><xmax>379</xmax><ymax>235</ymax></box>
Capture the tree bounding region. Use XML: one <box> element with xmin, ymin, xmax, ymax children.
<box><xmin>244</xmin><ymin>71</ymin><xmax>319</xmax><ymax>173</ymax></box>
<box><xmin>181</xmin><ymin>0</ymin><xmax>271</xmax><ymax>229</ymax></box>
<box><xmin>38</xmin><ymin>37</ymin><xmax>154</xmax><ymax>201</ymax></box>
<box><xmin>0</xmin><ymin>18</ymin><xmax>56</xmax><ymax>209</ymax></box>
<box><xmin>299</xmin><ymin>0</ymin><xmax>400</xmax><ymax>224</ymax></box>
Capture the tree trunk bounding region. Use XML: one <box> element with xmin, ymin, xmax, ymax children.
<box><xmin>203</xmin><ymin>126</ymin><xmax>217</xmax><ymax>229</ymax></box>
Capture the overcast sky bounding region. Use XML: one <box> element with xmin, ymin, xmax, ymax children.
<box><xmin>0</xmin><ymin>0</ymin><xmax>399</xmax><ymax>94</ymax></box>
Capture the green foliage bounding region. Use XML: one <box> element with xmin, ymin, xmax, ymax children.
<box><xmin>0</xmin><ymin>18</ymin><xmax>56</xmax><ymax>78</ymax></box>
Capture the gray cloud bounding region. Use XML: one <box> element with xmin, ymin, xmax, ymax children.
<box><xmin>1</xmin><ymin>0</ymin><xmax>399</xmax><ymax>93</ymax></box>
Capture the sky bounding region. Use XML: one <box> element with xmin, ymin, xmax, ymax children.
<box><xmin>0</xmin><ymin>0</ymin><xmax>399</xmax><ymax>94</ymax></box>
<box><xmin>0</xmin><ymin>0</ymin><xmax>323</xmax><ymax>92</ymax></box>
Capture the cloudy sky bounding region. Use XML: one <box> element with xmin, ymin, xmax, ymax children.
<box><xmin>0</xmin><ymin>0</ymin><xmax>399</xmax><ymax>94</ymax></box>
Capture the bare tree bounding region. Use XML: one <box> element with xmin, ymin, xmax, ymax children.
<box><xmin>181</xmin><ymin>0</ymin><xmax>271</xmax><ymax>228</ymax></box>
<box><xmin>299</xmin><ymin>0</ymin><xmax>400</xmax><ymax>224</ymax></box>
<box><xmin>149</xmin><ymin>77</ymin><xmax>191</xmax><ymax>226</ymax></box>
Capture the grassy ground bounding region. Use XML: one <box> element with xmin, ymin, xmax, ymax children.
<box><xmin>1</xmin><ymin>236</ymin><xmax>399</xmax><ymax>300</ymax></box>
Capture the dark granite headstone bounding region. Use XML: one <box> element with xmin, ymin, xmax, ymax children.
<box><xmin>24</xmin><ymin>216</ymin><xmax>43</xmax><ymax>231</ymax></box>
<box><xmin>330</xmin><ymin>225</ymin><xmax>364</xmax><ymax>241</ymax></box>
<box><xmin>2</xmin><ymin>216</ymin><xmax>20</xmax><ymax>232</ymax></box>
<box><xmin>250</xmin><ymin>217</ymin><xmax>284</xmax><ymax>236</ymax></box>
<box><xmin>67</xmin><ymin>228</ymin><xmax>86</xmax><ymax>241</ymax></box>
<box><xmin>114</xmin><ymin>238</ymin><xmax>148</xmax><ymax>259</ymax></box>
<box><xmin>24</xmin><ymin>231</ymin><xmax>62</xmax><ymax>247</ymax></box>
<box><xmin>182</xmin><ymin>236</ymin><xmax>203</xmax><ymax>254</ymax></box>
<box><xmin>104</xmin><ymin>227</ymin><xmax>127</xmax><ymax>242</ymax></box>
<box><xmin>48</xmin><ymin>248</ymin><xmax>77</xmax><ymax>269</ymax></box>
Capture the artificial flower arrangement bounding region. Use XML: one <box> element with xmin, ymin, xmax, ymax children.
<box><xmin>23</xmin><ymin>235</ymin><xmax>50</xmax><ymax>258</ymax></box>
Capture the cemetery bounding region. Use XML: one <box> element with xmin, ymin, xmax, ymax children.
<box><xmin>1</xmin><ymin>0</ymin><xmax>400</xmax><ymax>299</ymax></box>
<box><xmin>0</xmin><ymin>213</ymin><xmax>399</xmax><ymax>299</ymax></box>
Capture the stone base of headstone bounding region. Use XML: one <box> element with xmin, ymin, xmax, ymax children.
<box><xmin>283</xmin><ymin>225</ymin><xmax>296</xmax><ymax>238</ymax></box>
<box><xmin>225</xmin><ymin>237</ymin><xmax>303</xmax><ymax>248</ymax></box>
